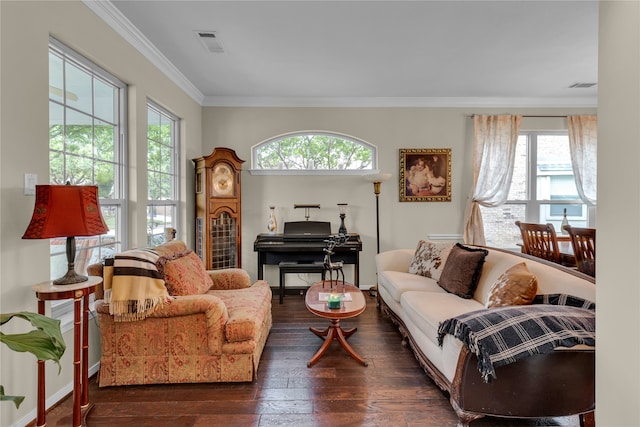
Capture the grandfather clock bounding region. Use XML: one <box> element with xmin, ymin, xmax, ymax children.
<box><xmin>193</xmin><ymin>148</ymin><xmax>244</xmax><ymax>269</ymax></box>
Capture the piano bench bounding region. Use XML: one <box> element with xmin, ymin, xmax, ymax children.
<box><xmin>278</xmin><ymin>262</ymin><xmax>325</xmax><ymax>304</ymax></box>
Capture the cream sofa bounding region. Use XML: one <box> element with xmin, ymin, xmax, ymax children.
<box><xmin>376</xmin><ymin>243</ymin><xmax>595</xmax><ymax>427</ymax></box>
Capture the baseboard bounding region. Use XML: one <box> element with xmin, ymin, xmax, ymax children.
<box><xmin>12</xmin><ymin>362</ymin><xmax>101</xmax><ymax>427</ymax></box>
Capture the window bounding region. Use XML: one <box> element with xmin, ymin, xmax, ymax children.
<box><xmin>252</xmin><ymin>131</ymin><xmax>376</xmax><ymax>174</ymax></box>
<box><xmin>146</xmin><ymin>101</ymin><xmax>179</xmax><ymax>246</ymax></box>
<box><xmin>49</xmin><ymin>38</ymin><xmax>126</xmax><ymax>319</ymax></box>
<box><xmin>481</xmin><ymin>132</ymin><xmax>592</xmax><ymax>249</ymax></box>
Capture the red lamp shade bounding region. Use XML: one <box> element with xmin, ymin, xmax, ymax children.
<box><xmin>22</xmin><ymin>185</ymin><xmax>108</xmax><ymax>239</ymax></box>
<box><xmin>23</xmin><ymin>184</ymin><xmax>109</xmax><ymax>285</ymax></box>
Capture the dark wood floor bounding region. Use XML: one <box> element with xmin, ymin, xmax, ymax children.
<box><xmin>40</xmin><ymin>291</ymin><xmax>582</xmax><ymax>427</ymax></box>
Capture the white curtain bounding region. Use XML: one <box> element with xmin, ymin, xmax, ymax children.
<box><xmin>567</xmin><ymin>115</ymin><xmax>597</xmax><ymax>205</ymax></box>
<box><xmin>463</xmin><ymin>115</ymin><xmax>522</xmax><ymax>245</ymax></box>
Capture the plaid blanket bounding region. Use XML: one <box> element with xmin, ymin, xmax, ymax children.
<box><xmin>437</xmin><ymin>294</ymin><xmax>595</xmax><ymax>383</ymax></box>
<box><xmin>106</xmin><ymin>249</ymin><xmax>170</xmax><ymax>322</ymax></box>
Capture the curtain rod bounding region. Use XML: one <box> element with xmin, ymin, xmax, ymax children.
<box><xmin>468</xmin><ymin>114</ymin><xmax>568</xmax><ymax>119</ymax></box>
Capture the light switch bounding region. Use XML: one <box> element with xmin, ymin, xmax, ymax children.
<box><xmin>24</xmin><ymin>173</ymin><xmax>37</xmax><ymax>196</ymax></box>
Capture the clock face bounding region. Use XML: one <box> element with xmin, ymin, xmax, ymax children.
<box><xmin>212</xmin><ymin>164</ymin><xmax>234</xmax><ymax>196</ymax></box>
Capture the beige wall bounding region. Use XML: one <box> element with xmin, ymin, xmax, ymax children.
<box><xmin>202</xmin><ymin>107</ymin><xmax>594</xmax><ymax>288</ymax></box>
<box><xmin>0</xmin><ymin>1</ymin><xmax>201</xmax><ymax>426</ymax></box>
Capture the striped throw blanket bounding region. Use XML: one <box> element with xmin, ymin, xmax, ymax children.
<box><xmin>105</xmin><ymin>248</ymin><xmax>170</xmax><ymax>322</ymax></box>
<box><xmin>437</xmin><ymin>294</ymin><xmax>595</xmax><ymax>383</ymax></box>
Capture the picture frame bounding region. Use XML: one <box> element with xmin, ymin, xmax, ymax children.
<box><xmin>399</xmin><ymin>148</ymin><xmax>452</xmax><ymax>202</ymax></box>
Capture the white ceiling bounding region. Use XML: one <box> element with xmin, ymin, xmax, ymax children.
<box><xmin>93</xmin><ymin>1</ymin><xmax>598</xmax><ymax>107</ymax></box>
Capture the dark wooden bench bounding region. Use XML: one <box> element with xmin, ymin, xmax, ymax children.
<box><xmin>277</xmin><ymin>262</ymin><xmax>325</xmax><ymax>304</ymax></box>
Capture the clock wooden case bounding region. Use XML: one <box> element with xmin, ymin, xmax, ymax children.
<box><xmin>193</xmin><ymin>148</ymin><xmax>244</xmax><ymax>270</ymax></box>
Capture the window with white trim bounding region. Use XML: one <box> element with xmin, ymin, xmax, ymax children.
<box><xmin>49</xmin><ymin>38</ymin><xmax>126</xmax><ymax>319</ymax></box>
<box><xmin>481</xmin><ymin>131</ymin><xmax>594</xmax><ymax>249</ymax></box>
<box><xmin>146</xmin><ymin>101</ymin><xmax>180</xmax><ymax>246</ymax></box>
<box><xmin>252</xmin><ymin>131</ymin><xmax>376</xmax><ymax>174</ymax></box>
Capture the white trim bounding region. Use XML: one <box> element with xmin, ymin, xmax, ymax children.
<box><xmin>10</xmin><ymin>362</ymin><xmax>101</xmax><ymax>427</ymax></box>
<box><xmin>426</xmin><ymin>234</ymin><xmax>464</xmax><ymax>241</ymax></box>
<box><xmin>203</xmin><ymin>96</ymin><xmax>598</xmax><ymax>108</ymax></box>
<box><xmin>82</xmin><ymin>0</ymin><xmax>204</xmax><ymax>105</ymax></box>
<box><xmin>249</xmin><ymin>169</ymin><xmax>376</xmax><ymax>176</ymax></box>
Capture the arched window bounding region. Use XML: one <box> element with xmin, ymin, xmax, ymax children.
<box><xmin>251</xmin><ymin>131</ymin><xmax>376</xmax><ymax>175</ymax></box>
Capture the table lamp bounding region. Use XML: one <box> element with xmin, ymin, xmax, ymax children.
<box><xmin>22</xmin><ymin>184</ymin><xmax>109</xmax><ymax>285</ymax></box>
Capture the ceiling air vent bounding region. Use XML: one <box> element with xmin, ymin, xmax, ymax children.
<box><xmin>569</xmin><ymin>82</ymin><xmax>597</xmax><ymax>88</ymax></box>
<box><xmin>195</xmin><ymin>31</ymin><xmax>224</xmax><ymax>53</ymax></box>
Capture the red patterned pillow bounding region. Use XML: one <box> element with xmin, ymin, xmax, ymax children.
<box><xmin>157</xmin><ymin>250</ymin><xmax>213</xmax><ymax>296</ymax></box>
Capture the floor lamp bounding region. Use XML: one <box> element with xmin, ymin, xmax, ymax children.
<box><xmin>365</xmin><ymin>172</ymin><xmax>392</xmax><ymax>295</ymax></box>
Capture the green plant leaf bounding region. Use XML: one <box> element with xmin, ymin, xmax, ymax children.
<box><xmin>0</xmin><ymin>312</ymin><xmax>66</xmax><ymax>371</ymax></box>
<box><xmin>0</xmin><ymin>386</ymin><xmax>25</xmax><ymax>409</ymax></box>
<box><xmin>1</xmin><ymin>312</ymin><xmax>66</xmax><ymax>410</ymax></box>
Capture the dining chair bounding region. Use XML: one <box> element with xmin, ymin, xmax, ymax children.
<box><xmin>563</xmin><ymin>225</ymin><xmax>596</xmax><ymax>277</ymax></box>
<box><xmin>515</xmin><ymin>221</ymin><xmax>562</xmax><ymax>264</ymax></box>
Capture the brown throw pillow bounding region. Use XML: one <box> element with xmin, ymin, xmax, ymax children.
<box><xmin>438</xmin><ymin>243</ymin><xmax>488</xmax><ymax>299</ymax></box>
<box><xmin>408</xmin><ymin>240</ymin><xmax>454</xmax><ymax>281</ymax></box>
<box><xmin>486</xmin><ymin>262</ymin><xmax>538</xmax><ymax>308</ymax></box>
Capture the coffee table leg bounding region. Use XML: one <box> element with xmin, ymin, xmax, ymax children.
<box><xmin>335</xmin><ymin>326</ymin><xmax>368</xmax><ymax>366</ymax></box>
<box><xmin>310</xmin><ymin>326</ymin><xmax>330</xmax><ymax>338</ymax></box>
<box><xmin>307</xmin><ymin>320</ymin><xmax>368</xmax><ymax>367</ymax></box>
<box><xmin>341</xmin><ymin>327</ymin><xmax>357</xmax><ymax>338</ymax></box>
<box><xmin>307</xmin><ymin>326</ymin><xmax>338</xmax><ymax>367</ymax></box>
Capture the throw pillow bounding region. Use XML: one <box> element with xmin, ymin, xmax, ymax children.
<box><xmin>486</xmin><ymin>262</ymin><xmax>538</xmax><ymax>308</ymax></box>
<box><xmin>438</xmin><ymin>243</ymin><xmax>488</xmax><ymax>299</ymax></box>
<box><xmin>408</xmin><ymin>240</ymin><xmax>454</xmax><ymax>281</ymax></box>
<box><xmin>157</xmin><ymin>249</ymin><xmax>213</xmax><ymax>296</ymax></box>
<box><xmin>155</xmin><ymin>239</ymin><xmax>188</xmax><ymax>257</ymax></box>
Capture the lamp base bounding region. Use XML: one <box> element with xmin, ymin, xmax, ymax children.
<box><xmin>52</xmin><ymin>235</ymin><xmax>88</xmax><ymax>285</ymax></box>
<box><xmin>53</xmin><ymin>269</ymin><xmax>88</xmax><ymax>286</ymax></box>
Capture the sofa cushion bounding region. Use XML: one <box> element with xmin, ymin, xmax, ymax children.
<box><xmin>407</xmin><ymin>240</ymin><xmax>454</xmax><ymax>281</ymax></box>
<box><xmin>211</xmin><ymin>281</ymin><xmax>272</xmax><ymax>343</ymax></box>
<box><xmin>401</xmin><ymin>290</ymin><xmax>484</xmax><ymax>348</ymax></box>
<box><xmin>157</xmin><ymin>249</ymin><xmax>213</xmax><ymax>296</ymax></box>
<box><xmin>379</xmin><ymin>270</ymin><xmax>447</xmax><ymax>303</ymax></box>
<box><xmin>486</xmin><ymin>262</ymin><xmax>538</xmax><ymax>308</ymax></box>
<box><xmin>438</xmin><ymin>243</ymin><xmax>488</xmax><ymax>299</ymax></box>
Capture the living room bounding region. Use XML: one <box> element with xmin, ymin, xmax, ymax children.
<box><xmin>1</xmin><ymin>1</ymin><xmax>638</xmax><ymax>426</ymax></box>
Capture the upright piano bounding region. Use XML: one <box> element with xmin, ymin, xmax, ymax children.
<box><xmin>253</xmin><ymin>221</ymin><xmax>363</xmax><ymax>287</ymax></box>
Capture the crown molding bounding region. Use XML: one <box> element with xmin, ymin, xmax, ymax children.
<box><xmin>81</xmin><ymin>1</ymin><xmax>597</xmax><ymax>110</ymax></box>
<box><xmin>82</xmin><ymin>0</ymin><xmax>205</xmax><ymax>105</ymax></box>
<box><xmin>202</xmin><ymin>96</ymin><xmax>598</xmax><ymax>108</ymax></box>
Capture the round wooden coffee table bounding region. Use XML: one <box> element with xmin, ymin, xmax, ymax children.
<box><xmin>304</xmin><ymin>280</ymin><xmax>368</xmax><ymax>367</ymax></box>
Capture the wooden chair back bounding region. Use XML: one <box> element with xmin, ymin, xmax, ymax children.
<box><xmin>515</xmin><ymin>221</ymin><xmax>561</xmax><ymax>264</ymax></box>
<box><xmin>563</xmin><ymin>225</ymin><xmax>596</xmax><ymax>277</ymax></box>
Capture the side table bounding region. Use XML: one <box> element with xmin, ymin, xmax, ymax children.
<box><xmin>32</xmin><ymin>276</ymin><xmax>101</xmax><ymax>427</ymax></box>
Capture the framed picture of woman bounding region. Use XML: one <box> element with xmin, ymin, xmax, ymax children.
<box><xmin>400</xmin><ymin>148</ymin><xmax>451</xmax><ymax>202</ymax></box>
